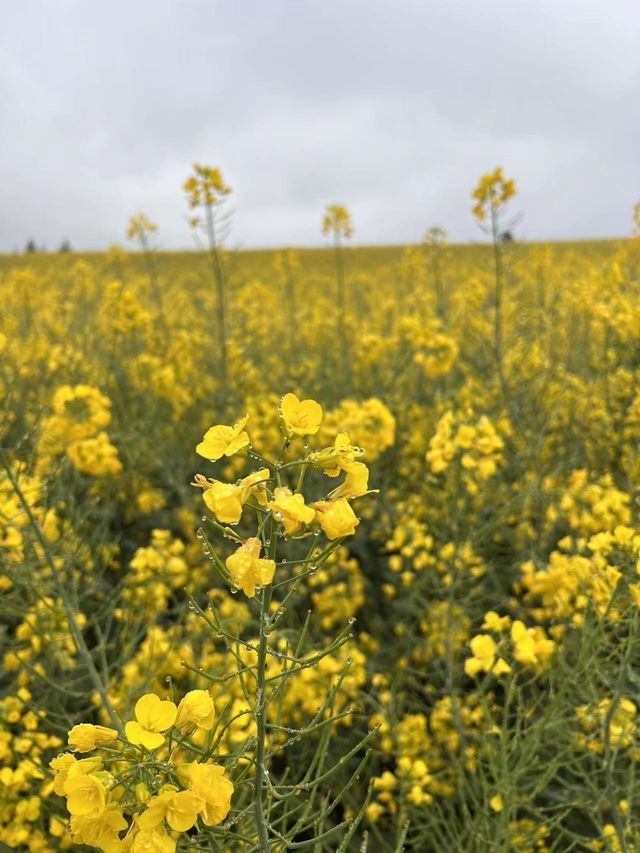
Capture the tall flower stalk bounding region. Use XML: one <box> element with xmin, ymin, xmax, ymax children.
<box><xmin>184</xmin><ymin>164</ymin><xmax>232</xmax><ymax>384</ymax></box>
<box><xmin>191</xmin><ymin>393</ymin><xmax>377</xmax><ymax>850</ymax></box>
<box><xmin>472</xmin><ymin>167</ymin><xmax>517</xmax><ymax>416</ymax></box>
<box><xmin>322</xmin><ymin>204</ymin><xmax>354</xmax><ymax>391</ymax></box>
<box><xmin>126</xmin><ymin>213</ymin><xmax>168</xmax><ymax>334</ymax></box>
<box><xmin>423</xmin><ymin>226</ymin><xmax>449</xmax><ymax>321</ymax></box>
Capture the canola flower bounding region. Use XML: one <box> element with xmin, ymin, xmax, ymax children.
<box><xmin>50</xmin><ymin>689</ymin><xmax>232</xmax><ymax>851</ymax></box>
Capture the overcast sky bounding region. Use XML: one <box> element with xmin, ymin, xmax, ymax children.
<box><xmin>1</xmin><ymin>0</ymin><xmax>638</xmax><ymax>251</ymax></box>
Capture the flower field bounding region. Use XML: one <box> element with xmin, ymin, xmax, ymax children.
<box><xmin>2</xmin><ymin>170</ymin><xmax>640</xmax><ymax>851</ymax></box>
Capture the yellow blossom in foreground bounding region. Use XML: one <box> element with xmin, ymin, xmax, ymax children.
<box><xmin>312</xmin><ymin>498</ymin><xmax>359</xmax><ymax>540</ymax></box>
<box><xmin>268</xmin><ymin>486</ymin><xmax>316</xmax><ymax>535</ymax></box>
<box><xmin>70</xmin><ymin>809</ymin><xmax>128</xmax><ymax>851</ymax></box>
<box><xmin>202</xmin><ymin>481</ymin><xmax>244</xmax><ymax>523</ymax></box>
<box><xmin>281</xmin><ymin>393</ymin><xmax>323</xmax><ymax>436</ymax></box>
<box><xmin>175</xmin><ymin>690</ymin><xmax>215</xmax><ymax>734</ymax></box>
<box><xmin>125</xmin><ymin>693</ymin><xmax>178</xmax><ymax>750</ymax></box>
<box><xmin>196</xmin><ymin>468</ymin><xmax>269</xmax><ymax>524</ymax></box>
<box><xmin>50</xmin><ymin>753</ymin><xmax>78</xmax><ymax>796</ymax></box>
<box><xmin>131</xmin><ymin>826</ymin><xmax>176</xmax><ymax>852</ymax></box>
<box><xmin>67</xmin><ymin>724</ymin><xmax>119</xmax><ymax>753</ymax></box>
<box><xmin>196</xmin><ymin>415</ymin><xmax>249</xmax><ymax>461</ymax></box>
<box><xmin>137</xmin><ymin>789</ymin><xmax>203</xmax><ymax>833</ymax></box>
<box><xmin>180</xmin><ymin>762</ymin><xmax>234</xmax><ymax>825</ymax></box>
<box><xmin>328</xmin><ymin>460</ymin><xmax>372</xmax><ymax>500</ymax></box>
<box><xmin>308</xmin><ymin>432</ymin><xmax>364</xmax><ymax>476</ymax></box>
<box><xmin>63</xmin><ymin>772</ymin><xmax>108</xmax><ymax>816</ymax></box>
<box><xmin>226</xmin><ymin>537</ymin><xmax>276</xmax><ymax>596</ymax></box>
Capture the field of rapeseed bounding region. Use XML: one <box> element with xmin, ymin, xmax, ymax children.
<box><xmin>2</xmin><ymin>167</ymin><xmax>640</xmax><ymax>852</ymax></box>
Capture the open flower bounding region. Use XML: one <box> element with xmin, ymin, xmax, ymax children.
<box><xmin>196</xmin><ymin>415</ymin><xmax>249</xmax><ymax>461</ymax></box>
<box><xmin>201</xmin><ymin>481</ymin><xmax>245</xmax><ymax>524</ymax></box>
<box><xmin>328</xmin><ymin>460</ymin><xmax>372</xmax><ymax>500</ymax></box>
<box><xmin>197</xmin><ymin>468</ymin><xmax>270</xmax><ymax>524</ymax></box>
<box><xmin>125</xmin><ymin>694</ymin><xmax>177</xmax><ymax>750</ymax></box>
<box><xmin>308</xmin><ymin>432</ymin><xmax>364</xmax><ymax>476</ymax></box>
<box><xmin>268</xmin><ymin>486</ymin><xmax>315</xmax><ymax>535</ymax></box>
<box><xmin>180</xmin><ymin>762</ymin><xmax>234</xmax><ymax>826</ymax></box>
<box><xmin>226</xmin><ymin>537</ymin><xmax>276</xmax><ymax>596</ymax></box>
<box><xmin>69</xmin><ymin>809</ymin><xmax>128</xmax><ymax>850</ymax></box>
<box><xmin>50</xmin><ymin>753</ymin><xmax>79</xmax><ymax>796</ymax></box>
<box><xmin>511</xmin><ymin>621</ymin><xmax>555</xmax><ymax>670</ymax></box>
<box><xmin>130</xmin><ymin>827</ymin><xmax>176</xmax><ymax>853</ymax></box>
<box><xmin>63</xmin><ymin>772</ymin><xmax>108</xmax><ymax>816</ymax></box>
<box><xmin>464</xmin><ymin>634</ymin><xmax>496</xmax><ymax>678</ymax></box>
<box><xmin>137</xmin><ymin>789</ymin><xmax>203</xmax><ymax>833</ymax></box>
<box><xmin>312</xmin><ymin>499</ymin><xmax>359</xmax><ymax>540</ymax></box>
<box><xmin>281</xmin><ymin>393</ymin><xmax>323</xmax><ymax>436</ymax></box>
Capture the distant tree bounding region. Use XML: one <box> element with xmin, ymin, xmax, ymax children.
<box><xmin>59</xmin><ymin>240</ymin><xmax>72</xmax><ymax>253</ymax></box>
<box><xmin>25</xmin><ymin>239</ymin><xmax>37</xmax><ymax>254</ymax></box>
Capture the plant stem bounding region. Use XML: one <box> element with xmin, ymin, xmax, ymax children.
<box><xmin>334</xmin><ymin>233</ymin><xmax>350</xmax><ymax>392</ymax></box>
<box><xmin>205</xmin><ymin>201</ymin><xmax>228</xmax><ymax>384</ymax></box>
<box><xmin>253</xmin><ymin>524</ymin><xmax>277</xmax><ymax>851</ymax></box>
<box><xmin>0</xmin><ymin>450</ymin><xmax>123</xmax><ymax>734</ymax></box>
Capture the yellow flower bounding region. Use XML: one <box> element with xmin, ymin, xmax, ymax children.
<box><xmin>281</xmin><ymin>393</ymin><xmax>323</xmax><ymax>436</ymax></box>
<box><xmin>312</xmin><ymin>499</ymin><xmax>359</xmax><ymax>540</ymax></box>
<box><xmin>131</xmin><ymin>827</ymin><xmax>176</xmax><ymax>853</ymax></box>
<box><xmin>492</xmin><ymin>658</ymin><xmax>512</xmax><ymax>677</ymax></box>
<box><xmin>68</xmin><ymin>723</ymin><xmax>119</xmax><ymax>753</ymax></box>
<box><xmin>125</xmin><ymin>694</ymin><xmax>178</xmax><ymax>750</ymax></box>
<box><xmin>490</xmin><ymin>794</ymin><xmax>504</xmax><ymax>813</ymax></box>
<box><xmin>226</xmin><ymin>537</ymin><xmax>276</xmax><ymax>597</ymax></box>
<box><xmin>321</xmin><ymin>204</ymin><xmax>354</xmax><ymax>240</ymax></box>
<box><xmin>511</xmin><ymin>621</ymin><xmax>555</xmax><ymax>670</ymax></box>
<box><xmin>482</xmin><ymin>611</ymin><xmax>511</xmax><ymax>633</ymax></box>
<box><xmin>70</xmin><ymin>809</ymin><xmax>128</xmax><ymax>851</ymax></box>
<box><xmin>196</xmin><ymin>415</ymin><xmax>249</xmax><ymax>461</ymax></box>
<box><xmin>181</xmin><ymin>762</ymin><xmax>234</xmax><ymax>826</ymax></box>
<box><xmin>199</xmin><ymin>468</ymin><xmax>270</xmax><ymax>524</ymax></box>
<box><xmin>268</xmin><ymin>486</ymin><xmax>316</xmax><ymax>535</ymax></box>
<box><xmin>127</xmin><ymin>213</ymin><xmax>158</xmax><ymax>240</ymax></box>
<box><xmin>63</xmin><ymin>772</ymin><xmax>107</xmax><ymax>816</ymax></box>
<box><xmin>309</xmin><ymin>432</ymin><xmax>364</xmax><ymax>476</ymax></box>
<box><xmin>366</xmin><ymin>802</ymin><xmax>385</xmax><ymax>822</ymax></box>
<box><xmin>50</xmin><ymin>753</ymin><xmax>77</xmax><ymax>796</ymax></box>
<box><xmin>202</xmin><ymin>481</ymin><xmax>244</xmax><ymax>523</ymax></box>
<box><xmin>328</xmin><ymin>460</ymin><xmax>372</xmax><ymax>500</ymax></box>
<box><xmin>175</xmin><ymin>690</ymin><xmax>215</xmax><ymax>734</ymax></box>
<box><xmin>471</xmin><ymin>167</ymin><xmax>516</xmax><ymax>220</ymax></box>
<box><xmin>464</xmin><ymin>634</ymin><xmax>496</xmax><ymax>678</ymax></box>
<box><xmin>137</xmin><ymin>789</ymin><xmax>203</xmax><ymax>833</ymax></box>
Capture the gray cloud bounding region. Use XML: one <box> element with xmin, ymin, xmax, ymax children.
<box><xmin>1</xmin><ymin>0</ymin><xmax>638</xmax><ymax>251</ymax></box>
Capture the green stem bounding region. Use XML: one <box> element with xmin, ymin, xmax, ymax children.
<box><xmin>0</xmin><ymin>449</ymin><xmax>123</xmax><ymax>734</ymax></box>
<box><xmin>253</xmin><ymin>523</ymin><xmax>277</xmax><ymax>851</ymax></box>
<box><xmin>205</xmin><ymin>201</ymin><xmax>228</xmax><ymax>385</ymax></box>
